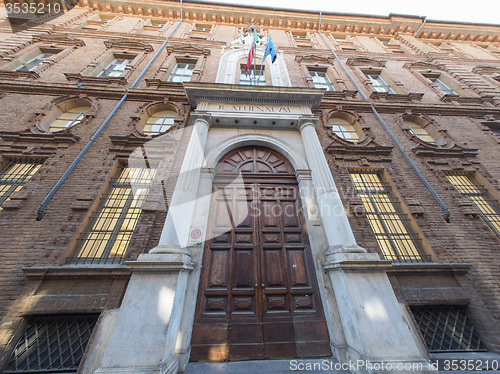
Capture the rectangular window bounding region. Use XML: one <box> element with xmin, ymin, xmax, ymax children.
<box><xmin>350</xmin><ymin>170</ymin><xmax>428</xmax><ymax>263</ymax></box>
<box><xmin>3</xmin><ymin>314</ymin><xmax>99</xmax><ymax>373</ymax></box>
<box><xmin>14</xmin><ymin>52</ymin><xmax>54</xmax><ymax>72</ymax></box>
<box><xmin>97</xmin><ymin>58</ymin><xmax>130</xmax><ymax>78</ymax></box>
<box><xmin>309</xmin><ymin>69</ymin><xmax>335</xmax><ymax>91</ymax></box>
<box><xmin>430</xmin><ymin>77</ymin><xmax>457</xmax><ymax>95</ymax></box>
<box><xmin>240</xmin><ymin>64</ymin><xmax>265</xmax><ymax>86</ymax></box>
<box><xmin>410</xmin><ymin>305</ymin><xmax>486</xmax><ymax>352</ymax></box>
<box><xmin>0</xmin><ymin>160</ymin><xmax>42</xmax><ymax>212</ymax></box>
<box><xmin>73</xmin><ymin>165</ymin><xmax>156</xmax><ymax>264</ymax></box>
<box><xmin>366</xmin><ymin>74</ymin><xmax>395</xmax><ymax>94</ymax></box>
<box><xmin>445</xmin><ymin>173</ymin><xmax>500</xmax><ymax>237</ymax></box>
<box><xmin>168</xmin><ymin>62</ymin><xmax>196</xmax><ymax>83</ymax></box>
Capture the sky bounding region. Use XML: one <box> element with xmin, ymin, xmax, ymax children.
<box><xmin>198</xmin><ymin>0</ymin><xmax>500</xmax><ymax>26</ymax></box>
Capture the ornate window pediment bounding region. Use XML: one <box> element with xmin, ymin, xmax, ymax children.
<box><xmin>396</xmin><ymin>113</ymin><xmax>477</xmax><ymax>158</ymax></box>
<box><xmin>103</xmin><ymin>38</ymin><xmax>154</xmax><ymax>52</ymax></box>
<box><xmin>346</xmin><ymin>57</ymin><xmax>386</xmax><ymax>67</ymax></box>
<box><xmin>32</xmin><ymin>34</ymin><xmax>86</xmax><ymax>47</ymax></box>
<box><xmin>295</xmin><ymin>53</ymin><xmax>335</xmax><ymax>65</ymax></box>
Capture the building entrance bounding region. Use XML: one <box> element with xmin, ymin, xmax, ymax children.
<box><xmin>190</xmin><ymin>146</ymin><xmax>331</xmax><ymax>361</ymax></box>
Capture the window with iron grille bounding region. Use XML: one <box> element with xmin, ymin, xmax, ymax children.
<box><xmin>411</xmin><ymin>305</ymin><xmax>486</xmax><ymax>352</ymax></box>
<box><xmin>445</xmin><ymin>172</ymin><xmax>500</xmax><ymax>238</ymax></box>
<box><xmin>349</xmin><ymin>170</ymin><xmax>428</xmax><ymax>263</ymax></box>
<box><xmin>3</xmin><ymin>314</ymin><xmax>99</xmax><ymax>373</ymax></box>
<box><xmin>0</xmin><ymin>160</ymin><xmax>42</xmax><ymax>212</ymax></box>
<box><xmin>71</xmin><ymin>165</ymin><xmax>157</xmax><ymax>264</ymax></box>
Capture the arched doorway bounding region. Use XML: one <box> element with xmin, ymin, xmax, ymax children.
<box><xmin>190</xmin><ymin>146</ymin><xmax>331</xmax><ymax>361</ymax></box>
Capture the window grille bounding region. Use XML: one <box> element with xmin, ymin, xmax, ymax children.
<box><xmin>167</xmin><ymin>63</ymin><xmax>195</xmax><ymax>83</ymax></box>
<box><xmin>71</xmin><ymin>165</ymin><xmax>156</xmax><ymax>264</ymax></box>
<box><xmin>0</xmin><ymin>160</ymin><xmax>42</xmax><ymax>212</ymax></box>
<box><xmin>350</xmin><ymin>170</ymin><xmax>428</xmax><ymax>263</ymax></box>
<box><xmin>309</xmin><ymin>70</ymin><xmax>335</xmax><ymax>91</ymax></box>
<box><xmin>366</xmin><ymin>74</ymin><xmax>395</xmax><ymax>94</ymax></box>
<box><xmin>3</xmin><ymin>314</ymin><xmax>98</xmax><ymax>373</ymax></box>
<box><xmin>445</xmin><ymin>173</ymin><xmax>500</xmax><ymax>238</ymax></box>
<box><xmin>411</xmin><ymin>305</ymin><xmax>486</xmax><ymax>352</ymax></box>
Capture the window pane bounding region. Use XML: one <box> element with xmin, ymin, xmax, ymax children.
<box><xmin>0</xmin><ymin>161</ymin><xmax>42</xmax><ymax>212</ymax></box>
<box><xmin>366</xmin><ymin>74</ymin><xmax>395</xmax><ymax>94</ymax></box>
<box><xmin>405</xmin><ymin>120</ymin><xmax>435</xmax><ymax>144</ymax></box>
<box><xmin>446</xmin><ymin>173</ymin><xmax>500</xmax><ymax>237</ymax></box>
<box><xmin>73</xmin><ymin>165</ymin><xmax>157</xmax><ymax>264</ymax></box>
<box><xmin>168</xmin><ymin>63</ymin><xmax>196</xmax><ymax>82</ymax></box>
<box><xmin>50</xmin><ymin>106</ymin><xmax>91</xmax><ymax>132</ymax></box>
<box><xmin>350</xmin><ymin>170</ymin><xmax>427</xmax><ymax>262</ymax></box>
<box><xmin>430</xmin><ymin>78</ymin><xmax>458</xmax><ymax>95</ymax></box>
<box><xmin>330</xmin><ymin>118</ymin><xmax>359</xmax><ymax>142</ymax></box>
<box><xmin>144</xmin><ymin>110</ymin><xmax>176</xmax><ymax>135</ymax></box>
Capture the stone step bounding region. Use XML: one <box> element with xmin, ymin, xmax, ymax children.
<box><xmin>184</xmin><ymin>358</ymin><xmax>353</xmax><ymax>374</ymax></box>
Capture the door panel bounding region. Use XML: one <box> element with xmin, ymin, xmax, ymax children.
<box><xmin>191</xmin><ymin>147</ymin><xmax>330</xmax><ymax>362</ymax></box>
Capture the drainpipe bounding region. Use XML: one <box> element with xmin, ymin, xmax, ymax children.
<box><xmin>317</xmin><ymin>12</ymin><xmax>450</xmax><ymax>222</ymax></box>
<box><xmin>36</xmin><ymin>0</ymin><xmax>184</xmax><ymax>220</ymax></box>
<box><xmin>414</xmin><ymin>16</ymin><xmax>427</xmax><ymax>37</ymax></box>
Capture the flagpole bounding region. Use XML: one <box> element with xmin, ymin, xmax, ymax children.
<box><xmin>256</xmin><ymin>37</ymin><xmax>269</xmax><ymax>85</ymax></box>
<box><xmin>252</xmin><ymin>28</ymin><xmax>257</xmax><ymax>85</ymax></box>
<box><xmin>239</xmin><ymin>30</ymin><xmax>251</xmax><ymax>84</ymax></box>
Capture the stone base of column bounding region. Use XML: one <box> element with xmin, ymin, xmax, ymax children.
<box><xmin>94</xmin><ymin>253</ymin><xmax>194</xmax><ymax>374</ymax></box>
<box><xmin>323</xmin><ymin>252</ymin><xmax>437</xmax><ymax>374</ymax></box>
<box><xmin>148</xmin><ymin>244</ymin><xmax>192</xmax><ymax>256</ymax></box>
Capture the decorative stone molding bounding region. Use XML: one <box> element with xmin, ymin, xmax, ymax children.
<box><xmin>129</xmin><ymin>101</ymin><xmax>186</xmax><ymax>137</ymax></box>
<box><xmin>166</xmin><ymin>44</ymin><xmax>211</xmax><ymax>57</ymax></box>
<box><xmin>33</xmin><ymin>34</ymin><xmax>86</xmax><ymax>47</ymax></box>
<box><xmin>346</xmin><ymin>57</ymin><xmax>386</xmax><ymax>67</ymax></box>
<box><xmin>27</xmin><ymin>95</ymin><xmax>98</xmax><ymax>134</ymax></box>
<box><xmin>103</xmin><ymin>38</ymin><xmax>154</xmax><ymax>52</ymax></box>
<box><xmin>295</xmin><ymin>53</ymin><xmax>335</xmax><ymax>65</ymax></box>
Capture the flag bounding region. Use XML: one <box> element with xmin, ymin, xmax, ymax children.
<box><xmin>262</xmin><ymin>36</ymin><xmax>277</xmax><ymax>63</ymax></box>
<box><xmin>245</xmin><ymin>29</ymin><xmax>259</xmax><ymax>74</ymax></box>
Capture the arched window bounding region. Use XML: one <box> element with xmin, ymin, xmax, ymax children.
<box><xmin>139</xmin><ymin>105</ymin><xmax>178</xmax><ymax>136</ymax></box>
<box><xmin>329</xmin><ymin>117</ymin><xmax>359</xmax><ymax>142</ymax></box>
<box><xmin>38</xmin><ymin>98</ymin><xmax>94</xmax><ymax>133</ymax></box>
<box><xmin>404</xmin><ymin>119</ymin><xmax>435</xmax><ymax>144</ymax></box>
<box><xmin>49</xmin><ymin>105</ymin><xmax>91</xmax><ymax>132</ymax></box>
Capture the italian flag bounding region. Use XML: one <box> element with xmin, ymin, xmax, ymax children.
<box><xmin>245</xmin><ymin>29</ymin><xmax>259</xmax><ymax>74</ymax></box>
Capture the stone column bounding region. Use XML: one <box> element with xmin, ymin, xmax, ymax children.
<box><xmin>151</xmin><ymin>113</ymin><xmax>211</xmax><ymax>254</ymax></box>
<box><xmin>299</xmin><ymin>117</ymin><xmax>364</xmax><ymax>253</ymax></box>
<box><xmin>95</xmin><ymin>113</ymin><xmax>211</xmax><ymax>374</ymax></box>
<box><xmin>299</xmin><ymin>118</ymin><xmax>436</xmax><ymax>373</ymax></box>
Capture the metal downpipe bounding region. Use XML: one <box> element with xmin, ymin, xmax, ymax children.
<box><xmin>36</xmin><ymin>0</ymin><xmax>184</xmax><ymax>220</ymax></box>
<box><xmin>317</xmin><ymin>12</ymin><xmax>450</xmax><ymax>221</ymax></box>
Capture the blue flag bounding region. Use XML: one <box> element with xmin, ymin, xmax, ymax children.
<box><xmin>263</xmin><ymin>36</ymin><xmax>277</xmax><ymax>63</ymax></box>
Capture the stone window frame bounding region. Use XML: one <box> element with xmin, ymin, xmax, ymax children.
<box><xmin>347</xmin><ymin>167</ymin><xmax>435</xmax><ymax>263</ymax></box>
<box><xmin>28</xmin><ymin>95</ymin><xmax>99</xmax><ymax>135</ymax></box>
<box><xmin>323</xmin><ymin>110</ymin><xmax>368</xmax><ymax>144</ymax></box>
<box><xmin>307</xmin><ymin>66</ymin><xmax>336</xmax><ymax>91</ymax></box>
<box><xmin>374</xmin><ymin>36</ymin><xmax>408</xmax><ymax>54</ymax></box>
<box><xmin>80</xmin><ymin>13</ymin><xmax>120</xmax><ymax>31</ymax></box>
<box><xmin>286</xmin><ymin>30</ymin><xmax>319</xmax><ymax>49</ymax></box>
<box><xmin>410</xmin><ymin>68</ymin><xmax>473</xmax><ymax>102</ymax></box>
<box><xmin>472</xmin><ymin>66</ymin><xmax>500</xmax><ymax>88</ymax></box>
<box><xmin>0</xmin><ymin>44</ymin><xmax>75</xmax><ymax>79</ymax></box>
<box><xmin>131</xmin><ymin>101</ymin><xmax>185</xmax><ymax>138</ymax></box>
<box><xmin>236</xmin><ymin>61</ymin><xmax>271</xmax><ymax>86</ymax></box>
<box><xmin>146</xmin><ymin>45</ymin><xmax>209</xmax><ymax>87</ymax></box>
<box><xmin>396</xmin><ymin>113</ymin><xmax>455</xmax><ymax>148</ymax></box>
<box><xmin>62</xmin><ymin>160</ymin><xmax>158</xmax><ymax>265</ymax></box>
<box><xmin>186</xmin><ymin>22</ymin><xmax>216</xmax><ymax>41</ymax></box>
<box><xmin>139</xmin><ymin>19</ymin><xmax>173</xmax><ymax>36</ymax></box>
<box><xmin>324</xmin><ymin>33</ymin><xmax>364</xmax><ymax>52</ymax></box>
<box><xmin>65</xmin><ymin>48</ymin><xmax>146</xmax><ymax>85</ymax></box>
<box><xmin>347</xmin><ymin>57</ymin><xmax>423</xmax><ymax>102</ymax></box>
<box><xmin>295</xmin><ymin>54</ymin><xmax>357</xmax><ymax>98</ymax></box>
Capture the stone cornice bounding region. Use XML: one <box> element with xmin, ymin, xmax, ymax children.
<box><xmin>74</xmin><ymin>2</ymin><xmax>500</xmax><ymax>42</ymax></box>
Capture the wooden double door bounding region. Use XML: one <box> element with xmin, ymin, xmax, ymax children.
<box><xmin>190</xmin><ymin>147</ymin><xmax>331</xmax><ymax>362</ymax></box>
